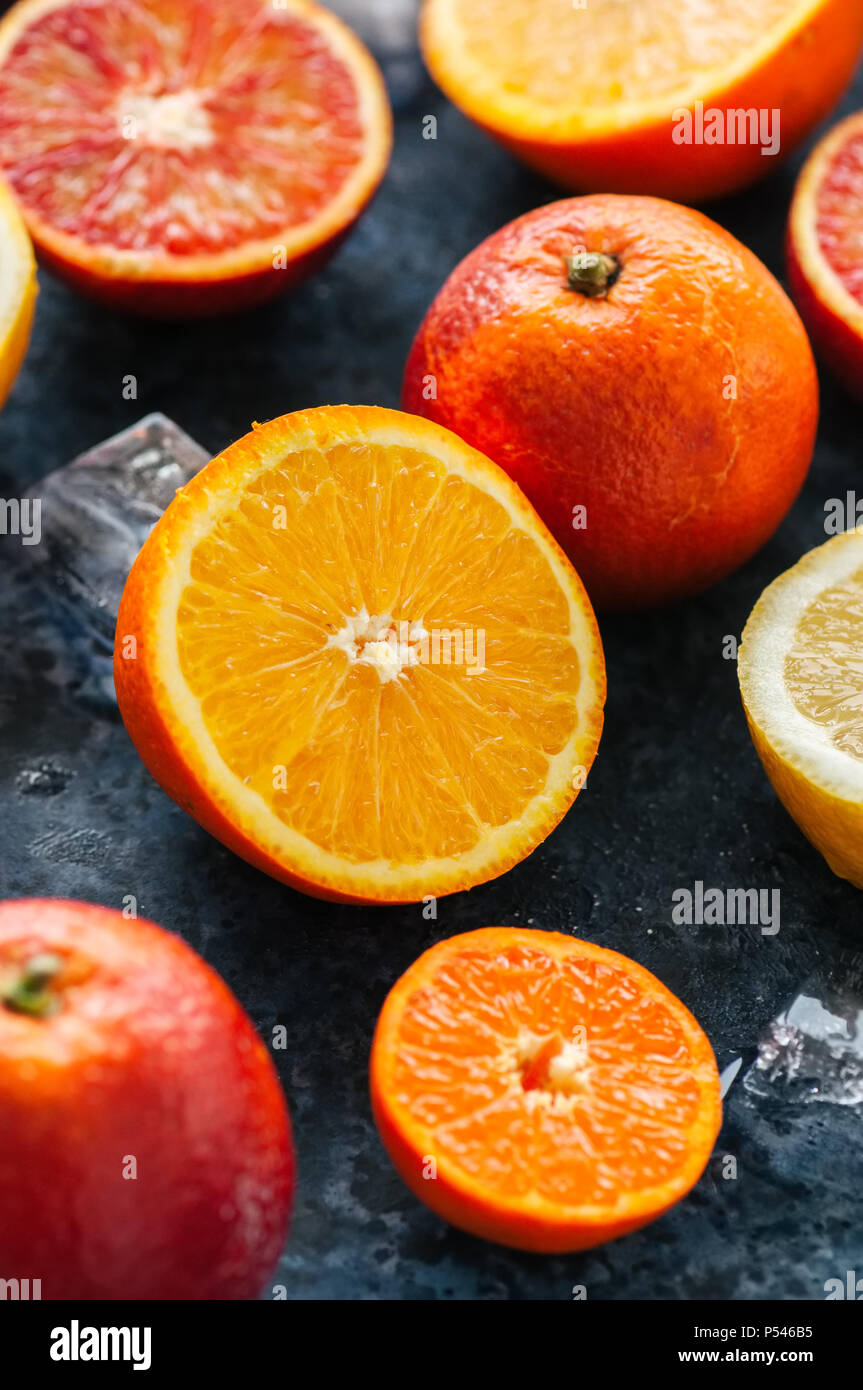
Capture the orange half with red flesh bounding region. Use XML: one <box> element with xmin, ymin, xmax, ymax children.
<box><xmin>0</xmin><ymin>0</ymin><xmax>392</xmax><ymax>315</ymax></box>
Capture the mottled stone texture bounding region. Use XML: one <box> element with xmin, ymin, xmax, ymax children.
<box><xmin>0</xmin><ymin>1</ymin><xmax>861</xmax><ymax>1300</ymax></box>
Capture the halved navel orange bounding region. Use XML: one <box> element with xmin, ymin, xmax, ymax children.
<box><xmin>371</xmin><ymin>927</ymin><xmax>722</xmax><ymax>1252</ymax></box>
<box><xmin>114</xmin><ymin>408</ymin><xmax>605</xmax><ymax>904</ymax></box>
<box><xmin>421</xmin><ymin>0</ymin><xmax>863</xmax><ymax>202</ymax></box>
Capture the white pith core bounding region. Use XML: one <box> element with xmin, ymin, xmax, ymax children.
<box><xmin>327</xmin><ymin>607</ymin><xmax>429</xmax><ymax>684</ymax></box>
<box><xmin>507</xmin><ymin>1029</ymin><xmax>592</xmax><ymax>1115</ymax></box>
<box><xmin>118</xmin><ymin>89</ymin><xmax>214</xmax><ymax>149</ymax></box>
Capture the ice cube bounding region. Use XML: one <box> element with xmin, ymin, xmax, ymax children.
<box><xmin>744</xmin><ymin>949</ymin><xmax>863</xmax><ymax>1107</ymax></box>
<box><xmin>24</xmin><ymin>413</ymin><xmax>208</xmax><ymax>649</ymax></box>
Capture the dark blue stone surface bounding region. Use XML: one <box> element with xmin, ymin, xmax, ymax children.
<box><xmin>0</xmin><ymin>1</ymin><xmax>861</xmax><ymax>1300</ymax></box>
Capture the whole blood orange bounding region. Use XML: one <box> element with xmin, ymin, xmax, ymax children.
<box><xmin>371</xmin><ymin>927</ymin><xmax>721</xmax><ymax>1253</ymax></box>
<box><xmin>114</xmin><ymin>406</ymin><xmax>605</xmax><ymax>905</ymax></box>
<box><xmin>403</xmin><ymin>195</ymin><xmax>819</xmax><ymax>611</ymax></box>
<box><xmin>0</xmin><ymin>898</ymin><xmax>294</xmax><ymax>1299</ymax></box>
<box><xmin>420</xmin><ymin>0</ymin><xmax>863</xmax><ymax>202</ymax></box>
<box><xmin>788</xmin><ymin>110</ymin><xmax>863</xmax><ymax>399</ymax></box>
<box><xmin>0</xmin><ymin>0</ymin><xmax>392</xmax><ymax>317</ymax></box>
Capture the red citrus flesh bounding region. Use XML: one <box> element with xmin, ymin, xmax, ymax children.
<box><xmin>0</xmin><ymin>0</ymin><xmax>392</xmax><ymax>315</ymax></box>
<box><xmin>788</xmin><ymin>110</ymin><xmax>863</xmax><ymax>398</ymax></box>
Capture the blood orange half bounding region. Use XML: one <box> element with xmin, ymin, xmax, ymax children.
<box><xmin>788</xmin><ymin>109</ymin><xmax>863</xmax><ymax>399</ymax></box>
<box><xmin>0</xmin><ymin>0</ymin><xmax>392</xmax><ymax>317</ymax></box>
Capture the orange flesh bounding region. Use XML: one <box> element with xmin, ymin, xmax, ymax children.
<box><xmin>813</xmin><ymin>129</ymin><xmax>863</xmax><ymax>306</ymax></box>
<box><xmin>432</xmin><ymin>0</ymin><xmax>794</xmax><ymax>108</ymax></box>
<box><xmin>383</xmin><ymin>935</ymin><xmax>715</xmax><ymax>1206</ymax></box>
<box><xmin>785</xmin><ymin>567</ymin><xmax>863</xmax><ymax>758</ymax></box>
<box><xmin>176</xmin><ymin>441</ymin><xmax>582</xmax><ymax>866</ymax></box>
<box><xmin>0</xmin><ymin>0</ymin><xmax>366</xmax><ymax>254</ymax></box>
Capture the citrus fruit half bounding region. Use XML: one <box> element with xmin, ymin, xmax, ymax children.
<box><xmin>0</xmin><ymin>0</ymin><xmax>392</xmax><ymax>317</ymax></box>
<box><xmin>404</xmin><ymin>194</ymin><xmax>818</xmax><ymax>612</ymax></box>
<box><xmin>0</xmin><ymin>175</ymin><xmax>36</xmax><ymax>410</ymax></box>
<box><xmin>0</xmin><ymin>898</ymin><xmax>293</xmax><ymax>1299</ymax></box>
<box><xmin>370</xmin><ymin>927</ymin><xmax>721</xmax><ymax>1253</ymax></box>
<box><xmin>739</xmin><ymin>529</ymin><xmax>863</xmax><ymax>891</ymax></box>
<box><xmin>420</xmin><ymin>0</ymin><xmax>863</xmax><ymax>202</ymax></box>
<box><xmin>114</xmin><ymin>407</ymin><xmax>605</xmax><ymax>904</ymax></box>
<box><xmin>788</xmin><ymin>109</ymin><xmax>863</xmax><ymax>399</ymax></box>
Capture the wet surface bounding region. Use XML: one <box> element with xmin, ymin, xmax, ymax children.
<box><xmin>1</xmin><ymin>1</ymin><xmax>862</xmax><ymax>1300</ymax></box>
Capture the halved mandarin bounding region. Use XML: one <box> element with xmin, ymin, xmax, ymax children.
<box><xmin>740</xmin><ymin>528</ymin><xmax>863</xmax><ymax>889</ymax></box>
<box><xmin>788</xmin><ymin>109</ymin><xmax>863</xmax><ymax>398</ymax></box>
<box><xmin>0</xmin><ymin>0</ymin><xmax>392</xmax><ymax>316</ymax></box>
<box><xmin>114</xmin><ymin>407</ymin><xmax>605</xmax><ymax>904</ymax></box>
<box><xmin>370</xmin><ymin>928</ymin><xmax>722</xmax><ymax>1252</ymax></box>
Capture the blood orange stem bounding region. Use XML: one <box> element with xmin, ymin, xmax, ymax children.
<box><xmin>0</xmin><ymin>952</ymin><xmax>63</xmax><ymax>1017</ymax></box>
<box><xmin>564</xmin><ymin>251</ymin><xmax>620</xmax><ymax>297</ymax></box>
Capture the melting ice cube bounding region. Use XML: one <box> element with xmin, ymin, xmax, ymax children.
<box><xmin>744</xmin><ymin>950</ymin><xmax>863</xmax><ymax>1107</ymax></box>
<box><xmin>24</xmin><ymin>413</ymin><xmax>208</xmax><ymax>648</ymax></box>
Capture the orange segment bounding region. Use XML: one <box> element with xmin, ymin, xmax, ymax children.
<box><xmin>421</xmin><ymin>0</ymin><xmax>863</xmax><ymax>201</ymax></box>
<box><xmin>370</xmin><ymin>928</ymin><xmax>721</xmax><ymax>1252</ymax></box>
<box><xmin>0</xmin><ymin>0</ymin><xmax>392</xmax><ymax>314</ymax></box>
<box><xmin>114</xmin><ymin>407</ymin><xmax>605</xmax><ymax>904</ymax></box>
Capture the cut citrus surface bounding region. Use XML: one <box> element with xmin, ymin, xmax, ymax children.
<box><xmin>114</xmin><ymin>407</ymin><xmax>605</xmax><ymax>904</ymax></box>
<box><xmin>0</xmin><ymin>176</ymin><xmax>36</xmax><ymax>410</ymax></box>
<box><xmin>370</xmin><ymin>928</ymin><xmax>721</xmax><ymax>1253</ymax></box>
<box><xmin>0</xmin><ymin>0</ymin><xmax>392</xmax><ymax>316</ymax></box>
<box><xmin>740</xmin><ymin>529</ymin><xmax>863</xmax><ymax>891</ymax></box>
<box><xmin>788</xmin><ymin>109</ymin><xmax>863</xmax><ymax>399</ymax></box>
<box><xmin>420</xmin><ymin>0</ymin><xmax>863</xmax><ymax>201</ymax></box>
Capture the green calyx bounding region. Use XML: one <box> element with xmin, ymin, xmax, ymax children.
<box><xmin>564</xmin><ymin>251</ymin><xmax>621</xmax><ymax>298</ymax></box>
<box><xmin>1</xmin><ymin>952</ymin><xmax>64</xmax><ymax>1018</ymax></box>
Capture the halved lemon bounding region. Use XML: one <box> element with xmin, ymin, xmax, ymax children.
<box><xmin>739</xmin><ymin>529</ymin><xmax>863</xmax><ymax>889</ymax></box>
<box><xmin>0</xmin><ymin>175</ymin><xmax>36</xmax><ymax>410</ymax></box>
<box><xmin>115</xmin><ymin>407</ymin><xmax>605</xmax><ymax>904</ymax></box>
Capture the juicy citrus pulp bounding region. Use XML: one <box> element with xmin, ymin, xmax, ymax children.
<box><xmin>370</xmin><ymin>927</ymin><xmax>721</xmax><ymax>1252</ymax></box>
<box><xmin>420</xmin><ymin>0</ymin><xmax>863</xmax><ymax>199</ymax></box>
<box><xmin>0</xmin><ymin>0</ymin><xmax>391</xmax><ymax>311</ymax></box>
<box><xmin>115</xmin><ymin>408</ymin><xmax>605</xmax><ymax>903</ymax></box>
<box><xmin>808</xmin><ymin>121</ymin><xmax>863</xmax><ymax>307</ymax></box>
<box><xmin>424</xmin><ymin>0</ymin><xmax>794</xmax><ymax>127</ymax></box>
<box><xmin>788</xmin><ymin>110</ymin><xmax>863</xmax><ymax>396</ymax></box>
<box><xmin>0</xmin><ymin>176</ymin><xmax>36</xmax><ymax>410</ymax></box>
<box><xmin>740</xmin><ymin>529</ymin><xmax>863</xmax><ymax>888</ymax></box>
